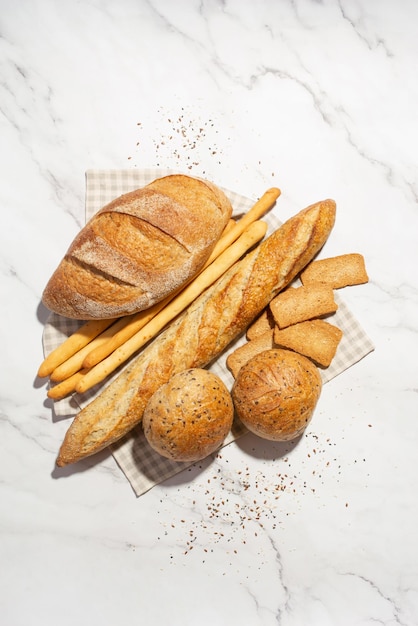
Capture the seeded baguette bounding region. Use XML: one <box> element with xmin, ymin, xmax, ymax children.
<box><xmin>56</xmin><ymin>199</ymin><xmax>336</xmax><ymax>466</ymax></box>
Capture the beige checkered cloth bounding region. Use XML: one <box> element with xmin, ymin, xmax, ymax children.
<box><xmin>42</xmin><ymin>169</ymin><xmax>375</xmax><ymax>496</ymax></box>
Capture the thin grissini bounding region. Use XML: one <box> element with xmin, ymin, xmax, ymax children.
<box><xmin>75</xmin><ymin>220</ymin><xmax>268</xmax><ymax>393</ymax></box>
<box><xmin>47</xmin><ymin>369</ymin><xmax>89</xmax><ymax>400</ymax></box>
<box><xmin>37</xmin><ymin>318</ymin><xmax>114</xmax><ymax>378</ymax></box>
<box><xmin>203</xmin><ymin>187</ymin><xmax>280</xmax><ymax>265</ymax></box>
<box><xmin>56</xmin><ymin>199</ymin><xmax>336</xmax><ymax>467</ymax></box>
<box><xmin>49</xmin><ymin>316</ymin><xmax>131</xmax><ymax>382</ymax></box>
<box><xmin>83</xmin><ymin>187</ymin><xmax>281</xmax><ymax>369</ymax></box>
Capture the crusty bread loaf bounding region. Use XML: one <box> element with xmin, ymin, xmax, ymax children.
<box><xmin>42</xmin><ymin>174</ymin><xmax>233</xmax><ymax>320</ymax></box>
<box><xmin>142</xmin><ymin>368</ymin><xmax>234</xmax><ymax>462</ymax></box>
<box><xmin>56</xmin><ymin>198</ymin><xmax>336</xmax><ymax>466</ymax></box>
<box><xmin>269</xmin><ymin>284</ymin><xmax>338</xmax><ymax>329</ymax></box>
<box><xmin>231</xmin><ymin>349</ymin><xmax>322</xmax><ymax>441</ymax></box>
<box><xmin>273</xmin><ymin>319</ymin><xmax>343</xmax><ymax>367</ymax></box>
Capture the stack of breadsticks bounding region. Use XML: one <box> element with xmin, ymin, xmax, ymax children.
<box><xmin>39</xmin><ymin>185</ymin><xmax>280</xmax><ymax>398</ymax></box>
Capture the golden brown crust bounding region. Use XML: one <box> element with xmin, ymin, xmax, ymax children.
<box><xmin>300</xmin><ymin>253</ymin><xmax>369</xmax><ymax>288</ymax></box>
<box><xmin>269</xmin><ymin>283</ymin><xmax>338</xmax><ymax>329</ymax></box>
<box><xmin>273</xmin><ymin>319</ymin><xmax>343</xmax><ymax>368</ymax></box>
<box><xmin>142</xmin><ymin>368</ymin><xmax>234</xmax><ymax>462</ymax></box>
<box><xmin>246</xmin><ymin>309</ymin><xmax>275</xmax><ymax>340</ymax></box>
<box><xmin>56</xmin><ymin>198</ymin><xmax>336</xmax><ymax>466</ymax></box>
<box><xmin>227</xmin><ymin>330</ymin><xmax>275</xmax><ymax>378</ymax></box>
<box><xmin>231</xmin><ymin>349</ymin><xmax>322</xmax><ymax>441</ymax></box>
<box><xmin>42</xmin><ymin>175</ymin><xmax>233</xmax><ymax>319</ymax></box>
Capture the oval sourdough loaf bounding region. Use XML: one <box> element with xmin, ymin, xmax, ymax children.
<box><xmin>42</xmin><ymin>174</ymin><xmax>233</xmax><ymax>319</ymax></box>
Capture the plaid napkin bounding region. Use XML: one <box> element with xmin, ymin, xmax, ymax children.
<box><xmin>42</xmin><ymin>169</ymin><xmax>375</xmax><ymax>496</ymax></box>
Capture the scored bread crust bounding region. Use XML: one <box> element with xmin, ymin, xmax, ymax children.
<box><xmin>56</xmin><ymin>198</ymin><xmax>336</xmax><ymax>466</ymax></box>
<box><xmin>231</xmin><ymin>348</ymin><xmax>322</xmax><ymax>441</ymax></box>
<box><xmin>42</xmin><ymin>174</ymin><xmax>233</xmax><ymax>320</ymax></box>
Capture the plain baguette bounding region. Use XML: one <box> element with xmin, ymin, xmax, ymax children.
<box><xmin>56</xmin><ymin>198</ymin><xmax>336</xmax><ymax>467</ymax></box>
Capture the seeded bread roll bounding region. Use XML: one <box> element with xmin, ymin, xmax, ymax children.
<box><xmin>232</xmin><ymin>349</ymin><xmax>322</xmax><ymax>441</ymax></box>
<box><xmin>42</xmin><ymin>174</ymin><xmax>233</xmax><ymax>319</ymax></box>
<box><xmin>142</xmin><ymin>368</ymin><xmax>234</xmax><ymax>462</ymax></box>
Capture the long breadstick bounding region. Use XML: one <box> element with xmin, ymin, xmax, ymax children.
<box><xmin>204</xmin><ymin>187</ymin><xmax>280</xmax><ymax>265</ymax></box>
<box><xmin>83</xmin><ymin>293</ymin><xmax>173</xmax><ymax>369</ymax></box>
<box><xmin>47</xmin><ymin>369</ymin><xmax>90</xmax><ymax>400</ymax></box>
<box><xmin>221</xmin><ymin>218</ymin><xmax>237</xmax><ymax>236</ymax></box>
<box><xmin>75</xmin><ymin>220</ymin><xmax>268</xmax><ymax>394</ymax></box>
<box><xmin>49</xmin><ymin>316</ymin><xmax>133</xmax><ymax>382</ymax></box>
<box><xmin>37</xmin><ymin>319</ymin><xmax>114</xmax><ymax>378</ymax></box>
<box><xmin>82</xmin><ymin>188</ymin><xmax>281</xmax><ymax>370</ymax></box>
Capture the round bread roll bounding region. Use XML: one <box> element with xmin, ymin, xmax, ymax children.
<box><xmin>232</xmin><ymin>349</ymin><xmax>322</xmax><ymax>441</ymax></box>
<box><xmin>142</xmin><ymin>368</ymin><xmax>234</xmax><ymax>462</ymax></box>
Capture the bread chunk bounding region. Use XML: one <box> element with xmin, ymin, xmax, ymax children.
<box><xmin>227</xmin><ymin>330</ymin><xmax>275</xmax><ymax>378</ymax></box>
<box><xmin>273</xmin><ymin>319</ymin><xmax>343</xmax><ymax>367</ymax></box>
<box><xmin>301</xmin><ymin>253</ymin><xmax>368</xmax><ymax>288</ymax></box>
<box><xmin>246</xmin><ymin>309</ymin><xmax>275</xmax><ymax>340</ymax></box>
<box><xmin>269</xmin><ymin>284</ymin><xmax>338</xmax><ymax>329</ymax></box>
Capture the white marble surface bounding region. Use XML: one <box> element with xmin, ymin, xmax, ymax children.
<box><xmin>1</xmin><ymin>0</ymin><xmax>418</xmax><ymax>624</ymax></box>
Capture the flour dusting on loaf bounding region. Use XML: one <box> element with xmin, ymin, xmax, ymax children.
<box><xmin>42</xmin><ymin>174</ymin><xmax>233</xmax><ymax>319</ymax></box>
